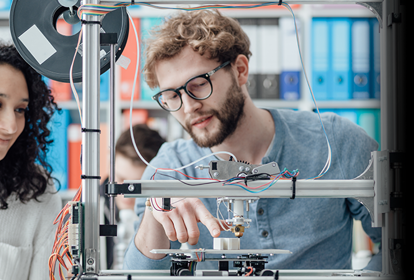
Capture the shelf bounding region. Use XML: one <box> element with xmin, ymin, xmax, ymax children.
<box><xmin>57</xmin><ymin>99</ymin><xmax>381</xmax><ymax>111</ymax></box>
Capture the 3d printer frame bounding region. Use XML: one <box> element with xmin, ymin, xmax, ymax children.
<box><xmin>61</xmin><ymin>0</ymin><xmax>405</xmax><ymax>278</ymax></box>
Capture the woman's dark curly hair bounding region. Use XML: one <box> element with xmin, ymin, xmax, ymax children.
<box><xmin>0</xmin><ymin>43</ymin><xmax>60</xmax><ymax>209</ymax></box>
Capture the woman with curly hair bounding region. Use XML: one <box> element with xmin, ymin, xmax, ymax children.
<box><xmin>0</xmin><ymin>43</ymin><xmax>62</xmax><ymax>279</ymax></box>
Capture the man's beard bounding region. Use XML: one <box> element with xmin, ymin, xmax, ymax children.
<box><xmin>183</xmin><ymin>76</ymin><xmax>246</xmax><ymax>148</ymax></box>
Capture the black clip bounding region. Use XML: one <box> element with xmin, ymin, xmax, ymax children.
<box><xmin>81</xmin><ymin>128</ymin><xmax>101</xmax><ymax>134</ymax></box>
<box><xmin>290</xmin><ymin>177</ymin><xmax>296</xmax><ymax>199</ymax></box>
<box><xmin>81</xmin><ymin>175</ymin><xmax>101</xmax><ymax>180</ymax></box>
<box><xmin>278</xmin><ymin>0</ymin><xmax>283</xmax><ymax>5</ymax></box>
<box><xmin>81</xmin><ymin>19</ymin><xmax>102</xmax><ymax>26</ymax></box>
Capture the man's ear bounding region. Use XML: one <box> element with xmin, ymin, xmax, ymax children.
<box><xmin>232</xmin><ymin>54</ymin><xmax>249</xmax><ymax>86</ymax></box>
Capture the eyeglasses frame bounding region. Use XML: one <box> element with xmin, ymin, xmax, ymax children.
<box><xmin>152</xmin><ymin>60</ymin><xmax>231</xmax><ymax>112</ymax></box>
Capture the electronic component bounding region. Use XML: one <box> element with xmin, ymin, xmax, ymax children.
<box><xmin>207</xmin><ymin>160</ymin><xmax>280</xmax><ymax>180</ymax></box>
<box><xmin>68</xmin><ymin>201</ymin><xmax>82</xmax><ymax>269</ymax></box>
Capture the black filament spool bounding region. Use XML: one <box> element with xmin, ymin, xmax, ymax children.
<box><xmin>10</xmin><ymin>0</ymin><xmax>129</xmax><ymax>83</ymax></box>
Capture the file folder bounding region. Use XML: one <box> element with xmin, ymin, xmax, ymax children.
<box><xmin>352</xmin><ymin>19</ymin><xmax>371</xmax><ymax>99</ymax></box>
<box><xmin>370</xmin><ymin>18</ymin><xmax>380</xmax><ymax>99</ymax></box>
<box><xmin>331</xmin><ymin>18</ymin><xmax>352</xmax><ymax>100</ymax></box>
<box><xmin>257</xmin><ymin>18</ymin><xmax>280</xmax><ymax>99</ymax></box>
<box><xmin>0</xmin><ymin>0</ymin><xmax>11</xmax><ymax>11</ymax></box>
<box><xmin>311</xmin><ymin>18</ymin><xmax>330</xmax><ymax>100</ymax></box>
<box><xmin>357</xmin><ymin>109</ymin><xmax>380</xmax><ymax>148</ymax></box>
<box><xmin>238</xmin><ymin>18</ymin><xmax>259</xmax><ymax>99</ymax></box>
<box><xmin>68</xmin><ymin>124</ymin><xmax>82</xmax><ymax>190</ymax></box>
<box><xmin>280</xmin><ymin>17</ymin><xmax>301</xmax><ymax>100</ymax></box>
<box><xmin>119</xmin><ymin>17</ymin><xmax>140</xmax><ymax>101</ymax></box>
<box><xmin>140</xmin><ymin>17</ymin><xmax>163</xmax><ymax>101</ymax></box>
<box><xmin>46</xmin><ymin>109</ymin><xmax>70</xmax><ymax>190</ymax></box>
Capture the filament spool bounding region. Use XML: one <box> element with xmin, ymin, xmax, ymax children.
<box><xmin>10</xmin><ymin>0</ymin><xmax>129</xmax><ymax>83</ymax></box>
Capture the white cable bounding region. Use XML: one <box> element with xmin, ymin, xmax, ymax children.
<box><xmin>126</xmin><ymin>12</ymin><xmax>238</xmax><ymax>172</ymax></box>
<box><xmin>283</xmin><ymin>3</ymin><xmax>332</xmax><ymax>178</ymax></box>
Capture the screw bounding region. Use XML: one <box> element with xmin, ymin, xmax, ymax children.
<box><xmin>128</xmin><ymin>184</ymin><xmax>135</xmax><ymax>192</ymax></box>
<box><xmin>213</xmin><ymin>172</ymin><xmax>219</xmax><ymax>177</ymax></box>
<box><xmin>87</xmin><ymin>258</ymin><xmax>94</xmax><ymax>265</ymax></box>
<box><xmin>239</xmin><ymin>166</ymin><xmax>245</xmax><ymax>172</ymax></box>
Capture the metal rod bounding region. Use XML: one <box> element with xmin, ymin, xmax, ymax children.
<box><xmin>81</xmin><ymin>0</ymin><xmax>101</xmax><ymax>273</ymax></box>
<box><xmin>109</xmin><ymin>43</ymin><xmax>116</xmax><ymax>225</ymax></box>
<box><xmin>123</xmin><ymin>179</ymin><xmax>375</xmax><ymax>198</ymax></box>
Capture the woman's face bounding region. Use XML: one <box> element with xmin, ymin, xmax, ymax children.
<box><xmin>0</xmin><ymin>64</ymin><xmax>29</xmax><ymax>161</ymax></box>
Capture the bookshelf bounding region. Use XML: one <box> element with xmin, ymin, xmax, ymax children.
<box><xmin>1</xmin><ymin>2</ymin><xmax>381</xmax><ymax>260</ymax></box>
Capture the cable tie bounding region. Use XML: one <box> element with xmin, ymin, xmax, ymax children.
<box><xmin>131</xmin><ymin>0</ymin><xmax>135</xmax><ymax>5</ymax></box>
<box><xmin>290</xmin><ymin>177</ymin><xmax>296</xmax><ymax>199</ymax></box>
<box><xmin>81</xmin><ymin>128</ymin><xmax>101</xmax><ymax>134</ymax></box>
<box><xmin>81</xmin><ymin>19</ymin><xmax>102</xmax><ymax>26</ymax></box>
<box><xmin>278</xmin><ymin>0</ymin><xmax>283</xmax><ymax>5</ymax></box>
<box><xmin>81</xmin><ymin>175</ymin><xmax>101</xmax><ymax>180</ymax></box>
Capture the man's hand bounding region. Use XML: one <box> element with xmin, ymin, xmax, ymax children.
<box><xmin>152</xmin><ymin>197</ymin><xmax>224</xmax><ymax>245</ymax></box>
<box><xmin>135</xmin><ymin>197</ymin><xmax>228</xmax><ymax>260</ymax></box>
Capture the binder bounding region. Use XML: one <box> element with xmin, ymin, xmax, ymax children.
<box><xmin>357</xmin><ymin>109</ymin><xmax>380</xmax><ymax>148</ymax></box>
<box><xmin>49</xmin><ymin>80</ymin><xmax>71</xmax><ymax>101</ymax></box>
<box><xmin>370</xmin><ymin>18</ymin><xmax>380</xmax><ymax>99</ymax></box>
<box><xmin>257</xmin><ymin>18</ymin><xmax>280</xmax><ymax>100</ymax></box>
<box><xmin>311</xmin><ymin>18</ymin><xmax>330</xmax><ymax>100</ymax></box>
<box><xmin>100</xmin><ymin>71</ymin><xmax>109</xmax><ymax>101</ymax></box>
<box><xmin>140</xmin><ymin>17</ymin><xmax>163</xmax><ymax>101</ymax></box>
<box><xmin>335</xmin><ymin>109</ymin><xmax>358</xmax><ymax>124</ymax></box>
<box><xmin>122</xmin><ymin>109</ymin><xmax>149</xmax><ymax>130</ymax></box>
<box><xmin>68</xmin><ymin>124</ymin><xmax>82</xmax><ymax>190</ymax></box>
<box><xmin>279</xmin><ymin>17</ymin><xmax>301</xmax><ymax>100</ymax></box>
<box><xmin>238</xmin><ymin>18</ymin><xmax>259</xmax><ymax>99</ymax></box>
<box><xmin>69</xmin><ymin>71</ymin><xmax>110</xmax><ymax>101</ymax></box>
<box><xmin>100</xmin><ymin>123</ymin><xmax>109</xmax><ymax>184</ymax></box>
<box><xmin>46</xmin><ymin>109</ymin><xmax>70</xmax><ymax>190</ymax></box>
<box><xmin>351</xmin><ymin>19</ymin><xmax>371</xmax><ymax>99</ymax></box>
<box><xmin>0</xmin><ymin>0</ymin><xmax>11</xmax><ymax>11</ymax></box>
<box><xmin>331</xmin><ymin>18</ymin><xmax>352</xmax><ymax>100</ymax></box>
<box><xmin>119</xmin><ymin>17</ymin><xmax>141</xmax><ymax>101</ymax></box>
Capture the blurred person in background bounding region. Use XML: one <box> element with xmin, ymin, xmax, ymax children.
<box><xmin>100</xmin><ymin>124</ymin><xmax>165</xmax><ymax>269</ymax></box>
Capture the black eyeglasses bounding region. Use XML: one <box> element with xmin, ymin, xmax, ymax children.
<box><xmin>152</xmin><ymin>61</ymin><xmax>231</xmax><ymax>112</ymax></box>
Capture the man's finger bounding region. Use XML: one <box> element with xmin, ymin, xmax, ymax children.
<box><xmin>195</xmin><ymin>205</ymin><xmax>222</xmax><ymax>238</ymax></box>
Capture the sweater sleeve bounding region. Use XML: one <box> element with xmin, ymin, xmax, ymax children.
<box><xmin>123</xmin><ymin>141</ymin><xmax>201</xmax><ymax>270</ymax></box>
<box><xmin>28</xmin><ymin>186</ymin><xmax>62</xmax><ymax>280</ymax></box>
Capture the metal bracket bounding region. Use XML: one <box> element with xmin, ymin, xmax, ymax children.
<box><xmin>105</xmin><ymin>183</ymin><xmax>141</xmax><ymax>195</ymax></box>
<box><xmin>357</xmin><ymin>2</ymin><xmax>383</xmax><ymax>28</ymax></box>
<box><xmin>354</xmin><ymin>156</ymin><xmax>375</xmax><ymax>225</ymax></box>
<box><xmin>387</xmin><ymin>12</ymin><xmax>402</xmax><ymax>27</ymax></box>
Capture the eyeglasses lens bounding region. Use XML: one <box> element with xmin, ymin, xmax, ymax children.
<box><xmin>158</xmin><ymin>76</ymin><xmax>212</xmax><ymax>111</ymax></box>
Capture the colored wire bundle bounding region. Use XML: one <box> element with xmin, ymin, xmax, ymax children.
<box><xmin>49</xmin><ymin>186</ymin><xmax>82</xmax><ymax>280</ymax></box>
<box><xmin>223</xmin><ymin>168</ymin><xmax>299</xmax><ymax>194</ymax></box>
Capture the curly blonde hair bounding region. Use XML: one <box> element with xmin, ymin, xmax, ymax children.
<box><xmin>144</xmin><ymin>9</ymin><xmax>251</xmax><ymax>88</ymax></box>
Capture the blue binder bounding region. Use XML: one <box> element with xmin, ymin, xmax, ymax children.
<box><xmin>140</xmin><ymin>17</ymin><xmax>163</xmax><ymax>101</ymax></box>
<box><xmin>311</xmin><ymin>18</ymin><xmax>331</xmax><ymax>100</ymax></box>
<box><xmin>0</xmin><ymin>0</ymin><xmax>11</xmax><ymax>11</ymax></box>
<box><xmin>331</xmin><ymin>18</ymin><xmax>352</xmax><ymax>100</ymax></box>
<box><xmin>100</xmin><ymin>71</ymin><xmax>109</xmax><ymax>101</ymax></box>
<box><xmin>370</xmin><ymin>18</ymin><xmax>380</xmax><ymax>99</ymax></box>
<box><xmin>336</xmin><ymin>109</ymin><xmax>358</xmax><ymax>124</ymax></box>
<box><xmin>70</xmin><ymin>71</ymin><xmax>109</xmax><ymax>101</ymax></box>
<box><xmin>280</xmin><ymin>17</ymin><xmax>301</xmax><ymax>100</ymax></box>
<box><xmin>351</xmin><ymin>19</ymin><xmax>371</xmax><ymax>99</ymax></box>
<box><xmin>46</xmin><ymin>109</ymin><xmax>70</xmax><ymax>190</ymax></box>
<box><xmin>280</xmin><ymin>71</ymin><xmax>300</xmax><ymax>100</ymax></box>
